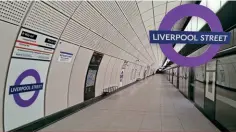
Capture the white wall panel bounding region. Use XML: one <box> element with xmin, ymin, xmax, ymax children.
<box><xmin>103</xmin><ymin>57</ymin><xmax>116</xmax><ymax>88</ymax></box>
<box><xmin>96</xmin><ymin>38</ymin><xmax>111</xmax><ymax>53</ymax></box>
<box><xmin>95</xmin><ymin>55</ymin><xmax>111</xmax><ymax>96</ymax></box>
<box><xmin>136</xmin><ymin>65</ymin><xmax>141</xmax><ymax>79</ymax></box>
<box><xmin>123</xmin><ymin>63</ymin><xmax>131</xmax><ymax>86</ymax></box>
<box><xmin>110</xmin><ymin>59</ymin><xmax>120</xmax><ymax>87</ymax></box>
<box><xmin>122</xmin><ymin>64</ymin><xmax>128</xmax><ymax>86</ymax></box>
<box><xmin>129</xmin><ymin>63</ymin><xmax>135</xmax><ymax>83</ymax></box>
<box><xmin>0</xmin><ymin>21</ymin><xmax>20</xmax><ymax>131</ymax></box>
<box><xmin>115</xmin><ymin>59</ymin><xmax>124</xmax><ymax>87</ymax></box>
<box><xmin>140</xmin><ymin>66</ymin><xmax>144</xmax><ymax>79</ymax></box>
<box><xmin>45</xmin><ymin>40</ymin><xmax>79</xmax><ymax>115</ymax></box>
<box><xmin>68</xmin><ymin>47</ymin><xmax>93</xmax><ymax>107</ymax></box>
<box><xmin>130</xmin><ymin>64</ymin><xmax>136</xmax><ymax>83</ymax></box>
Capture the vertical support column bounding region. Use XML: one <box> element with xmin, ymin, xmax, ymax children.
<box><xmin>189</xmin><ymin>67</ymin><xmax>195</xmax><ymax>101</ymax></box>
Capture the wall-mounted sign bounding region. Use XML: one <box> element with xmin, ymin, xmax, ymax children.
<box><xmin>8</xmin><ymin>69</ymin><xmax>44</xmax><ymax>107</ymax></box>
<box><xmin>149</xmin><ymin>4</ymin><xmax>231</xmax><ymax>67</ymax></box>
<box><xmin>58</xmin><ymin>51</ymin><xmax>73</xmax><ymax>63</ymax></box>
<box><xmin>12</xmin><ymin>29</ymin><xmax>56</xmax><ymax>61</ymax></box>
<box><xmin>4</xmin><ymin>59</ymin><xmax>49</xmax><ymax>131</ymax></box>
<box><xmin>4</xmin><ymin>28</ymin><xmax>57</xmax><ymax>131</ymax></box>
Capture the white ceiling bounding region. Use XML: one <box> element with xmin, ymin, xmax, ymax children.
<box><xmin>137</xmin><ymin>0</ymin><xmax>195</xmax><ymax>67</ymax></box>
<box><xmin>1</xmin><ymin>0</ymin><xmax>195</xmax><ymax>69</ymax></box>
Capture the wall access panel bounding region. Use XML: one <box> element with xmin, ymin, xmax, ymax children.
<box><xmin>45</xmin><ymin>40</ymin><xmax>79</xmax><ymax>116</ymax></box>
<box><xmin>68</xmin><ymin>47</ymin><xmax>93</xmax><ymax>107</ymax></box>
<box><xmin>95</xmin><ymin>55</ymin><xmax>111</xmax><ymax>96</ymax></box>
<box><xmin>0</xmin><ymin>21</ymin><xmax>20</xmax><ymax>132</ymax></box>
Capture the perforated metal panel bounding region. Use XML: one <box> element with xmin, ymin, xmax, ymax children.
<box><xmin>103</xmin><ymin>24</ymin><xmax>118</xmax><ymax>44</ymax></box>
<box><xmin>90</xmin><ymin>1</ymin><xmax>127</xmax><ymax>33</ymax></box>
<box><xmin>118</xmin><ymin>1</ymin><xmax>141</xmax><ymax>27</ymax></box>
<box><xmin>44</xmin><ymin>1</ymin><xmax>82</xmax><ymax>17</ymax></box>
<box><xmin>133</xmin><ymin>23</ymin><xmax>147</xmax><ymax>38</ymax></box>
<box><xmin>82</xmin><ymin>31</ymin><xmax>101</xmax><ymax>49</ymax></box>
<box><xmin>116</xmin><ymin>48</ymin><xmax>123</xmax><ymax>58</ymax></box>
<box><xmin>105</xmin><ymin>44</ymin><xmax>119</xmax><ymax>57</ymax></box>
<box><xmin>0</xmin><ymin>1</ymin><xmax>31</xmax><ymax>25</ymax></box>
<box><xmin>109</xmin><ymin>33</ymin><xmax>126</xmax><ymax>51</ymax></box>
<box><xmin>72</xmin><ymin>1</ymin><xmax>107</xmax><ymax>36</ymax></box>
<box><xmin>97</xmin><ymin>39</ymin><xmax>112</xmax><ymax>54</ymax></box>
<box><xmin>23</xmin><ymin>1</ymin><xmax>69</xmax><ymax>38</ymax></box>
<box><xmin>130</xmin><ymin>36</ymin><xmax>141</xmax><ymax>51</ymax></box>
<box><xmin>61</xmin><ymin>19</ymin><xmax>89</xmax><ymax>45</ymax></box>
<box><xmin>91</xmin><ymin>0</ymin><xmax>143</xmax><ymax>57</ymax></box>
<box><xmin>120</xmin><ymin>24</ymin><xmax>137</xmax><ymax>43</ymax></box>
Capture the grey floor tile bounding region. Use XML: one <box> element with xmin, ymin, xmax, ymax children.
<box><xmin>40</xmin><ymin>75</ymin><xmax>220</xmax><ymax>132</ymax></box>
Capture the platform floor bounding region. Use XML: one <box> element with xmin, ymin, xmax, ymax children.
<box><xmin>40</xmin><ymin>75</ymin><xmax>220</xmax><ymax>132</ymax></box>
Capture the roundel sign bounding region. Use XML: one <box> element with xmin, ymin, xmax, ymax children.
<box><xmin>149</xmin><ymin>4</ymin><xmax>231</xmax><ymax>67</ymax></box>
<box><xmin>9</xmin><ymin>69</ymin><xmax>43</xmax><ymax>107</ymax></box>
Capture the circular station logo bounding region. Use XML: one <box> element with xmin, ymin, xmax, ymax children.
<box><xmin>150</xmin><ymin>4</ymin><xmax>231</xmax><ymax>67</ymax></box>
<box><xmin>9</xmin><ymin>69</ymin><xmax>43</xmax><ymax>107</ymax></box>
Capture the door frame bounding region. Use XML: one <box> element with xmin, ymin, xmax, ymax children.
<box><xmin>188</xmin><ymin>67</ymin><xmax>195</xmax><ymax>101</ymax></box>
<box><xmin>84</xmin><ymin>52</ymin><xmax>103</xmax><ymax>101</ymax></box>
<box><xmin>204</xmin><ymin>60</ymin><xmax>217</xmax><ymax>120</ymax></box>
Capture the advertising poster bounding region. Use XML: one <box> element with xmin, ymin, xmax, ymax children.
<box><xmin>86</xmin><ymin>69</ymin><xmax>97</xmax><ymax>87</ymax></box>
<box><xmin>58</xmin><ymin>51</ymin><xmax>73</xmax><ymax>63</ymax></box>
<box><xmin>4</xmin><ymin>28</ymin><xmax>57</xmax><ymax>131</ymax></box>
